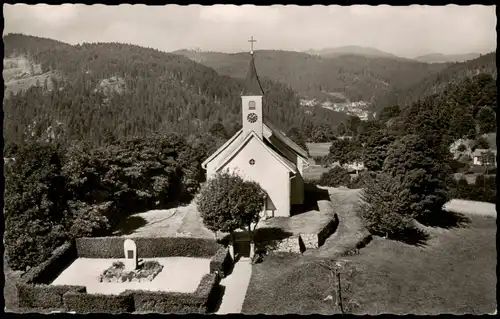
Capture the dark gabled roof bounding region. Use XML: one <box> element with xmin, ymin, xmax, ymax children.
<box><xmin>263</xmin><ymin>119</ymin><xmax>309</xmax><ymax>160</ymax></box>
<box><xmin>241</xmin><ymin>54</ymin><xmax>264</xmax><ymax>96</ymax></box>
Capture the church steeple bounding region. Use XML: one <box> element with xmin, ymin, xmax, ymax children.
<box><xmin>241</xmin><ymin>36</ymin><xmax>264</xmax><ymax>138</ymax></box>
<box><xmin>242</xmin><ymin>36</ymin><xmax>264</xmax><ymax>96</ymax></box>
<box><xmin>242</xmin><ymin>53</ymin><xmax>264</xmax><ymax>96</ymax></box>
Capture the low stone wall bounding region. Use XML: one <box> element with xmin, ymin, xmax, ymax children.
<box><xmin>300</xmin><ymin>234</ymin><xmax>319</xmax><ymax>249</ymax></box>
<box><xmin>317</xmin><ymin>214</ymin><xmax>339</xmax><ymax>247</ymax></box>
<box><xmin>274</xmin><ymin>235</ymin><xmax>305</xmax><ymax>254</ymax></box>
<box><xmin>298</xmin><ymin>214</ymin><xmax>339</xmax><ymax>250</ymax></box>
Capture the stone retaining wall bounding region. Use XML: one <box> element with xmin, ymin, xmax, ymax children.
<box><xmin>274</xmin><ymin>235</ymin><xmax>305</xmax><ymax>254</ymax></box>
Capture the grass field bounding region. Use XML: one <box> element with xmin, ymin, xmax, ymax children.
<box><xmin>242</xmin><ymin>187</ymin><xmax>497</xmax><ymax>315</ymax></box>
<box><xmin>306</xmin><ymin>143</ymin><xmax>331</xmax><ymax>158</ymax></box>
<box><xmin>242</xmin><ymin>214</ymin><xmax>496</xmax><ymax>314</ymax></box>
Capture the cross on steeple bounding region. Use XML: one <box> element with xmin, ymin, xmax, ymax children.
<box><xmin>248</xmin><ymin>36</ymin><xmax>257</xmax><ymax>55</ymax></box>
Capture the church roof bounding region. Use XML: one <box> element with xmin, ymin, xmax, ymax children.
<box><xmin>241</xmin><ymin>54</ymin><xmax>264</xmax><ymax>96</ymax></box>
<box><xmin>201</xmin><ymin>129</ymin><xmax>244</xmax><ymax>169</ymax></box>
<box><xmin>263</xmin><ymin>120</ymin><xmax>309</xmax><ymax>160</ymax></box>
<box><xmin>213</xmin><ymin>131</ymin><xmax>297</xmax><ymax>174</ymax></box>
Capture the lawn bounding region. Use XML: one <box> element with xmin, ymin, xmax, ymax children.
<box><xmin>303</xmin><ymin>165</ymin><xmax>330</xmax><ymax>180</ymax></box>
<box><xmin>242</xmin><ymin>213</ymin><xmax>497</xmax><ymax>315</ymax></box>
<box><xmin>306</xmin><ymin>143</ymin><xmax>331</xmax><ymax>158</ymax></box>
<box><xmin>114</xmin><ymin>201</ymin><xmax>214</xmax><ymax>239</ymax></box>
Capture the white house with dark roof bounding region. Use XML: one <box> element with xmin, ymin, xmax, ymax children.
<box><xmin>201</xmin><ymin>49</ymin><xmax>308</xmax><ymax>218</ymax></box>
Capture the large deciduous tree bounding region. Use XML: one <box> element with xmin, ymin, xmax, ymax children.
<box><xmin>196</xmin><ymin>172</ymin><xmax>267</xmax><ymax>258</ymax></box>
<box><xmin>318</xmin><ymin>166</ymin><xmax>352</xmax><ymax>187</ymax></box>
<box><xmin>4</xmin><ymin>142</ymin><xmax>69</xmax><ymax>271</ymax></box>
<box><xmin>328</xmin><ymin>138</ymin><xmax>362</xmax><ymax>166</ymax></box>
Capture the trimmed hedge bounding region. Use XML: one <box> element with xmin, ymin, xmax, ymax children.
<box><xmin>19</xmin><ymin>241</ymin><xmax>77</xmax><ymax>285</ymax></box>
<box><xmin>209</xmin><ymin>247</ymin><xmax>233</xmax><ymax>278</ymax></box>
<box><xmin>124</xmin><ymin>273</ymin><xmax>220</xmax><ymax>314</ymax></box>
<box><xmin>17</xmin><ymin>284</ymin><xmax>86</xmax><ymax>309</ymax></box>
<box><xmin>76</xmin><ymin>237</ymin><xmax>220</xmax><ymax>258</ymax></box>
<box><xmin>63</xmin><ymin>291</ymin><xmax>134</xmax><ymax>313</ymax></box>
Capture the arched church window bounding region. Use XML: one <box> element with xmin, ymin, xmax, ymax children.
<box><xmin>248</xmin><ymin>101</ymin><xmax>256</xmax><ymax>110</ymax></box>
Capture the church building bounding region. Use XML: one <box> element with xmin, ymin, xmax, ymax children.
<box><xmin>201</xmin><ymin>41</ymin><xmax>308</xmax><ymax>218</ymax></box>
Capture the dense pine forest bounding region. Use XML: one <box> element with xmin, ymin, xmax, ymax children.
<box><xmin>375</xmin><ymin>52</ymin><xmax>496</xmax><ymax>111</ymax></box>
<box><xmin>3</xmin><ymin>34</ymin><xmax>348</xmax><ymax>151</ymax></box>
<box><xmin>175</xmin><ymin>49</ymin><xmax>452</xmax><ymax>102</ymax></box>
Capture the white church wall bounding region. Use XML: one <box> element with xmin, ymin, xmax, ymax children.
<box><xmin>218</xmin><ymin>136</ymin><xmax>291</xmax><ymax>217</ymax></box>
<box><xmin>268</xmin><ymin>135</ymin><xmax>304</xmax><ymax>205</ymax></box>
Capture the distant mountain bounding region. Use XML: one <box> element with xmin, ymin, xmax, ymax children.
<box><xmin>174</xmin><ymin>49</ymin><xmax>449</xmax><ymax>105</ymax></box>
<box><xmin>414</xmin><ymin>53</ymin><xmax>482</xmax><ymax>63</ymax></box>
<box><xmin>305</xmin><ymin>46</ymin><xmax>403</xmax><ymax>59</ymax></box>
<box><xmin>5</xmin><ymin>34</ymin><xmax>349</xmax><ymax>148</ymax></box>
<box><xmin>375</xmin><ymin>52</ymin><xmax>496</xmax><ymax>111</ymax></box>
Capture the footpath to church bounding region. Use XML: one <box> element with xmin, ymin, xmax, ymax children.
<box><xmin>215</xmin><ymin>258</ymin><xmax>252</xmax><ymax>314</ymax></box>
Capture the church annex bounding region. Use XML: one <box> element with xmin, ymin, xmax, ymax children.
<box><xmin>201</xmin><ymin>41</ymin><xmax>309</xmax><ymax>218</ymax></box>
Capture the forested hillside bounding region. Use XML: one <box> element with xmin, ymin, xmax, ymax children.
<box><xmin>304</xmin><ymin>45</ymin><xmax>403</xmax><ymax>59</ymax></box>
<box><xmin>414</xmin><ymin>52</ymin><xmax>481</xmax><ymax>63</ymax></box>
<box><xmin>175</xmin><ymin>49</ymin><xmax>449</xmax><ymax>103</ymax></box>
<box><xmin>375</xmin><ymin>52</ymin><xmax>496</xmax><ymax>112</ymax></box>
<box><xmin>3</xmin><ymin>34</ymin><xmax>347</xmax><ymax>150</ymax></box>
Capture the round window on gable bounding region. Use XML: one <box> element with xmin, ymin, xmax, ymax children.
<box><xmin>249</xmin><ymin>159</ymin><xmax>256</xmax><ymax>165</ymax></box>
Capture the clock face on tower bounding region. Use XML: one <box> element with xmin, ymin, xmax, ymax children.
<box><xmin>247</xmin><ymin>113</ymin><xmax>258</xmax><ymax>123</ymax></box>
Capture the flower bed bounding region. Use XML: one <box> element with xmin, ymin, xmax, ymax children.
<box><xmin>98</xmin><ymin>261</ymin><xmax>164</xmax><ymax>283</ymax></box>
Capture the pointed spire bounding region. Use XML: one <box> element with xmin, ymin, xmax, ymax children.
<box><xmin>242</xmin><ymin>53</ymin><xmax>264</xmax><ymax>96</ymax></box>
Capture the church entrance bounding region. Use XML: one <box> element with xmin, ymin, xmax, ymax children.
<box><xmin>233</xmin><ymin>231</ymin><xmax>251</xmax><ymax>260</ymax></box>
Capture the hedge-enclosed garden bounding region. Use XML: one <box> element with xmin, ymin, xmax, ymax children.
<box><xmin>16</xmin><ymin>237</ymin><xmax>233</xmax><ymax>314</ymax></box>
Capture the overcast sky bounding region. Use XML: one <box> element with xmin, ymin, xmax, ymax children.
<box><xmin>3</xmin><ymin>4</ymin><xmax>497</xmax><ymax>58</ymax></box>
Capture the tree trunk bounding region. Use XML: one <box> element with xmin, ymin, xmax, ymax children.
<box><xmin>248</xmin><ymin>225</ymin><xmax>255</xmax><ymax>259</ymax></box>
<box><xmin>229</xmin><ymin>232</ymin><xmax>235</xmax><ymax>260</ymax></box>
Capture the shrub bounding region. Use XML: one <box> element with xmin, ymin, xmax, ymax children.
<box><xmin>457</xmin><ymin>144</ymin><xmax>467</xmax><ymax>152</ymax></box>
<box><xmin>358</xmin><ymin>173</ymin><xmax>418</xmax><ymax>240</ymax></box>
<box><xmin>453</xmin><ymin>175</ymin><xmax>497</xmax><ymax>203</ymax></box>
<box><xmin>210</xmin><ymin>247</ymin><xmax>233</xmax><ymax>278</ymax></box>
<box><xmin>126</xmin><ymin>273</ymin><xmax>220</xmax><ymax>314</ymax></box>
<box><xmin>348</xmin><ymin>171</ymin><xmax>376</xmax><ymax>189</ymax></box>
<box><xmin>318</xmin><ymin>166</ymin><xmax>351</xmax><ymax>187</ymax></box>
<box><xmin>75</xmin><ymin>237</ymin><xmax>220</xmax><ymax>259</ymax></box>
<box><xmin>99</xmin><ymin>260</ymin><xmax>163</xmax><ymax>283</ymax></box>
<box><xmin>19</xmin><ymin>241</ymin><xmax>77</xmax><ymax>285</ymax></box>
<box><xmin>450</xmin><ymin>159</ymin><xmax>470</xmax><ymax>173</ymax></box>
<box><xmin>17</xmin><ymin>284</ymin><xmax>86</xmax><ymax>309</ymax></box>
<box><xmin>112</xmin><ymin>261</ymin><xmax>125</xmax><ymax>269</ymax></box>
<box><xmin>63</xmin><ymin>291</ymin><xmax>134</xmax><ymax>313</ymax></box>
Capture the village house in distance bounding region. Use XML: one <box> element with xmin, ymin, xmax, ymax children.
<box><xmin>202</xmin><ymin>38</ymin><xmax>309</xmax><ymax>218</ymax></box>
